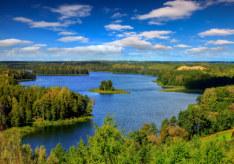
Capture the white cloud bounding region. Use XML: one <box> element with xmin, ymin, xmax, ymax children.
<box><xmin>105</xmin><ymin>24</ymin><xmax>133</xmax><ymax>31</ymax></box>
<box><xmin>57</xmin><ymin>36</ymin><xmax>89</xmax><ymax>42</ymax></box>
<box><xmin>5</xmin><ymin>43</ymin><xmax>47</xmax><ymax>54</ymax></box>
<box><xmin>49</xmin><ymin>4</ymin><xmax>92</xmax><ymax>20</ymax></box>
<box><xmin>116</xmin><ymin>30</ymin><xmax>172</xmax><ymax>41</ymax></box>
<box><xmin>0</xmin><ymin>38</ymin><xmax>32</xmax><ymax>47</ymax></box>
<box><xmin>187</xmin><ymin>46</ymin><xmax>223</xmax><ymax>53</ymax></box>
<box><xmin>137</xmin><ymin>0</ymin><xmax>200</xmax><ymax>23</ymax></box>
<box><xmin>58</xmin><ymin>31</ymin><xmax>76</xmax><ymax>36</ymax></box>
<box><xmin>148</xmin><ymin>20</ymin><xmax>164</xmax><ymax>25</ymax></box>
<box><xmin>199</xmin><ymin>28</ymin><xmax>234</xmax><ymax>37</ymax></box>
<box><xmin>175</xmin><ymin>44</ymin><xmax>190</xmax><ymax>48</ymax></box>
<box><xmin>154</xmin><ymin>44</ymin><xmax>172</xmax><ymax>50</ymax></box>
<box><xmin>138</xmin><ymin>30</ymin><xmax>172</xmax><ymax>40</ymax></box>
<box><xmin>32</xmin><ymin>44</ymin><xmax>47</xmax><ymax>47</ymax></box>
<box><xmin>13</xmin><ymin>17</ymin><xmax>76</xmax><ymax>30</ymax></box>
<box><xmin>207</xmin><ymin>40</ymin><xmax>234</xmax><ymax>45</ymax></box>
<box><xmin>111</xmin><ymin>12</ymin><xmax>127</xmax><ymax>18</ymax></box>
<box><xmin>48</xmin><ymin>45</ymin><xmax>122</xmax><ymax>55</ymax></box>
<box><xmin>20</xmin><ymin>46</ymin><xmax>41</xmax><ymax>53</ymax></box>
<box><xmin>109</xmin><ymin>36</ymin><xmax>172</xmax><ymax>51</ymax></box>
<box><xmin>109</xmin><ymin>36</ymin><xmax>152</xmax><ymax>50</ymax></box>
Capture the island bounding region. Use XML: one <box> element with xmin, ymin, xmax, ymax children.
<box><xmin>90</xmin><ymin>80</ymin><xmax>128</xmax><ymax>94</ymax></box>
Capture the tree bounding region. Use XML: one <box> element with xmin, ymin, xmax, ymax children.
<box><xmin>99</xmin><ymin>80</ymin><xmax>114</xmax><ymax>91</ymax></box>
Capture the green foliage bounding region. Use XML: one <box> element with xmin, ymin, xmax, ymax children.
<box><xmin>178</xmin><ymin>86</ymin><xmax>234</xmax><ymax>137</ymax></box>
<box><xmin>99</xmin><ymin>80</ymin><xmax>114</xmax><ymax>91</ymax></box>
<box><xmin>157</xmin><ymin>70</ymin><xmax>234</xmax><ymax>90</ymax></box>
<box><xmin>0</xmin><ymin>84</ymin><xmax>92</xmax><ymax>129</ymax></box>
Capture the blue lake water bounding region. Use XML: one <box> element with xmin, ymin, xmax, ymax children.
<box><xmin>20</xmin><ymin>72</ymin><xmax>199</xmax><ymax>152</ymax></box>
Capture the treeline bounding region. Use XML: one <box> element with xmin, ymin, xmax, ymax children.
<box><xmin>5</xmin><ymin>62</ymin><xmax>89</xmax><ymax>75</ymax></box>
<box><xmin>0</xmin><ymin>117</ymin><xmax>233</xmax><ymax>163</ymax></box>
<box><xmin>161</xmin><ymin>85</ymin><xmax>234</xmax><ymax>138</ymax></box>
<box><xmin>157</xmin><ymin>70</ymin><xmax>234</xmax><ymax>90</ymax></box>
<box><xmin>33</xmin><ymin>64</ymin><xmax>89</xmax><ymax>75</ymax></box>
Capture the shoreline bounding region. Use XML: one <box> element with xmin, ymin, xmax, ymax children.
<box><xmin>155</xmin><ymin>80</ymin><xmax>203</xmax><ymax>93</ymax></box>
<box><xmin>1</xmin><ymin>116</ymin><xmax>93</xmax><ymax>138</ymax></box>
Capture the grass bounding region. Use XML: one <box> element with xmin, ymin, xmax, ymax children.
<box><xmin>90</xmin><ymin>88</ymin><xmax>128</xmax><ymax>94</ymax></box>
<box><xmin>201</xmin><ymin>128</ymin><xmax>234</xmax><ymax>142</ymax></box>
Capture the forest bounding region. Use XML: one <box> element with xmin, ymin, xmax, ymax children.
<box><xmin>0</xmin><ymin>62</ymin><xmax>234</xmax><ymax>163</ymax></box>
<box><xmin>0</xmin><ymin>68</ymin><xmax>92</xmax><ymax>130</ymax></box>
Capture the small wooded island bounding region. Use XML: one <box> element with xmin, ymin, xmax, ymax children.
<box><xmin>90</xmin><ymin>80</ymin><xmax>128</xmax><ymax>94</ymax></box>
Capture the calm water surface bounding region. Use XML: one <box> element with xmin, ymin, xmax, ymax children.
<box><xmin>20</xmin><ymin>72</ymin><xmax>199</xmax><ymax>152</ymax></box>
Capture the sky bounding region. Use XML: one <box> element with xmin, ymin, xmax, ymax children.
<box><xmin>1</xmin><ymin>0</ymin><xmax>234</xmax><ymax>61</ymax></box>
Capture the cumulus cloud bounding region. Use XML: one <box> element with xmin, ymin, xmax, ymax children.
<box><xmin>109</xmin><ymin>36</ymin><xmax>172</xmax><ymax>51</ymax></box>
<box><xmin>0</xmin><ymin>38</ymin><xmax>32</xmax><ymax>47</ymax></box>
<box><xmin>175</xmin><ymin>44</ymin><xmax>190</xmax><ymax>48</ymax></box>
<box><xmin>109</xmin><ymin>36</ymin><xmax>152</xmax><ymax>50</ymax></box>
<box><xmin>138</xmin><ymin>30</ymin><xmax>172</xmax><ymax>40</ymax></box>
<box><xmin>49</xmin><ymin>4</ymin><xmax>92</xmax><ymax>20</ymax></box>
<box><xmin>154</xmin><ymin>44</ymin><xmax>172</xmax><ymax>50</ymax></box>
<box><xmin>136</xmin><ymin>0</ymin><xmax>200</xmax><ymax>23</ymax></box>
<box><xmin>199</xmin><ymin>28</ymin><xmax>234</xmax><ymax>37</ymax></box>
<box><xmin>207</xmin><ymin>39</ymin><xmax>234</xmax><ymax>45</ymax></box>
<box><xmin>116</xmin><ymin>30</ymin><xmax>172</xmax><ymax>40</ymax></box>
<box><xmin>187</xmin><ymin>46</ymin><xmax>223</xmax><ymax>53</ymax></box>
<box><xmin>20</xmin><ymin>46</ymin><xmax>41</xmax><ymax>53</ymax></box>
<box><xmin>105</xmin><ymin>24</ymin><xmax>133</xmax><ymax>31</ymax></box>
<box><xmin>57</xmin><ymin>36</ymin><xmax>89</xmax><ymax>42</ymax></box>
<box><xmin>13</xmin><ymin>17</ymin><xmax>76</xmax><ymax>30</ymax></box>
<box><xmin>4</xmin><ymin>43</ymin><xmax>47</xmax><ymax>55</ymax></box>
<box><xmin>48</xmin><ymin>45</ymin><xmax>122</xmax><ymax>55</ymax></box>
<box><xmin>136</xmin><ymin>0</ymin><xmax>234</xmax><ymax>25</ymax></box>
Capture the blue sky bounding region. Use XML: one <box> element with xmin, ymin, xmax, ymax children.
<box><xmin>1</xmin><ymin>0</ymin><xmax>234</xmax><ymax>61</ymax></box>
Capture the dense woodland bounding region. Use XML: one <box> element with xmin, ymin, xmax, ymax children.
<box><xmin>0</xmin><ymin>69</ymin><xmax>92</xmax><ymax>130</ymax></box>
<box><xmin>4</xmin><ymin>62</ymin><xmax>89</xmax><ymax>75</ymax></box>
<box><xmin>162</xmin><ymin>85</ymin><xmax>234</xmax><ymax>138</ymax></box>
<box><xmin>0</xmin><ymin>62</ymin><xmax>234</xmax><ymax>163</ymax></box>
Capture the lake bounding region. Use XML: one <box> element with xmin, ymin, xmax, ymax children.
<box><xmin>20</xmin><ymin>72</ymin><xmax>199</xmax><ymax>152</ymax></box>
